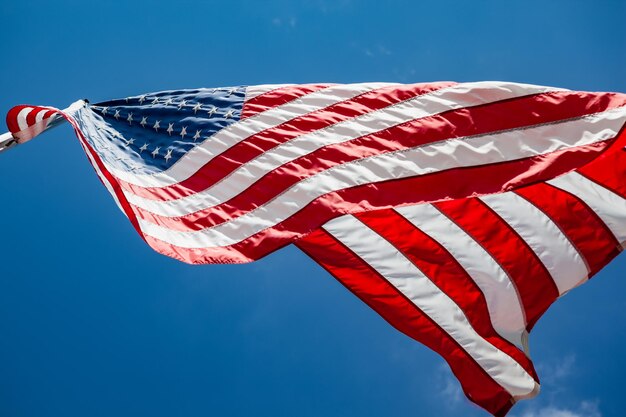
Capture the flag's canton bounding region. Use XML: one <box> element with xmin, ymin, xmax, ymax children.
<box><xmin>77</xmin><ymin>87</ymin><xmax>246</xmax><ymax>175</ymax></box>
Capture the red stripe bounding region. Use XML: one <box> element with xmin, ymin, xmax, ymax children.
<box><xmin>295</xmin><ymin>228</ymin><xmax>516</xmax><ymax>417</ymax></box>
<box><xmin>6</xmin><ymin>105</ymin><xmax>29</xmax><ymax>133</ymax></box>
<box><xmin>137</xmin><ymin>140</ymin><xmax>614</xmax><ymax>264</ymax></box>
<box><xmin>435</xmin><ymin>198</ymin><xmax>559</xmax><ymax>330</ymax></box>
<box><xmin>241</xmin><ymin>84</ymin><xmax>333</xmax><ymax>119</ymax></box>
<box><xmin>25</xmin><ymin>108</ymin><xmax>40</xmax><ymax>127</ymax></box>
<box><xmin>515</xmin><ymin>184</ymin><xmax>621</xmax><ymax>278</ymax></box>
<box><xmin>354</xmin><ymin>209</ymin><xmax>538</xmax><ymax>378</ymax></box>
<box><xmin>120</xmin><ymin>82</ymin><xmax>455</xmax><ymax>201</ymax></box>
<box><xmin>43</xmin><ymin>109</ymin><xmax>57</xmax><ymax>121</ymax></box>
<box><xmin>577</xmin><ymin>123</ymin><xmax>626</xmax><ymax>198</ymax></box>
<box><xmin>128</xmin><ymin>91</ymin><xmax>626</xmax><ymax>232</ymax></box>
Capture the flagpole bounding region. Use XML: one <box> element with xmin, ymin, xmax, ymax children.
<box><xmin>0</xmin><ymin>131</ymin><xmax>17</xmax><ymax>153</ymax></box>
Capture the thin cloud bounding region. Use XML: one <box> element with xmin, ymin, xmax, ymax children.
<box><xmin>512</xmin><ymin>401</ymin><xmax>601</xmax><ymax>417</ymax></box>
<box><xmin>271</xmin><ymin>16</ymin><xmax>297</xmax><ymax>28</ymax></box>
<box><xmin>435</xmin><ymin>363</ymin><xmax>464</xmax><ymax>407</ymax></box>
<box><xmin>363</xmin><ymin>43</ymin><xmax>393</xmax><ymax>57</ymax></box>
<box><xmin>537</xmin><ymin>353</ymin><xmax>576</xmax><ymax>385</ymax></box>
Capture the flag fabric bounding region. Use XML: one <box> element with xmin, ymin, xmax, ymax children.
<box><xmin>296</xmin><ymin>143</ymin><xmax>625</xmax><ymax>415</ymax></box>
<box><xmin>4</xmin><ymin>81</ymin><xmax>626</xmax><ymax>416</ymax></box>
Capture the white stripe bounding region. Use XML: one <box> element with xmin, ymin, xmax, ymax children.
<box><xmin>548</xmin><ymin>171</ymin><xmax>626</xmax><ymax>246</ymax></box>
<box><xmin>35</xmin><ymin>110</ymin><xmax>46</xmax><ymax>123</ymax></box>
<box><xmin>125</xmin><ymin>82</ymin><xmax>564</xmax><ymax>217</ymax></box>
<box><xmin>103</xmin><ymin>83</ymin><xmax>399</xmax><ymax>187</ymax></box>
<box><xmin>323</xmin><ymin>214</ymin><xmax>539</xmax><ymax>399</ymax></box>
<box><xmin>31</xmin><ymin>109</ymin><xmax>48</xmax><ymax>137</ymax></box>
<box><xmin>135</xmin><ymin>105</ymin><xmax>626</xmax><ymax>248</ymax></box>
<box><xmin>244</xmin><ymin>84</ymin><xmax>295</xmax><ymax>101</ymax></box>
<box><xmin>480</xmin><ymin>192</ymin><xmax>589</xmax><ymax>295</ymax></box>
<box><xmin>16</xmin><ymin>107</ymin><xmax>34</xmax><ymax>131</ymax></box>
<box><xmin>396</xmin><ymin>204</ymin><xmax>528</xmax><ymax>350</ymax></box>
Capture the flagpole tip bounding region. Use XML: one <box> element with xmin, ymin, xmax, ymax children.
<box><xmin>0</xmin><ymin>131</ymin><xmax>18</xmax><ymax>154</ymax></box>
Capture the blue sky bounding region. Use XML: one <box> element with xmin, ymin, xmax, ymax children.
<box><xmin>0</xmin><ymin>1</ymin><xmax>624</xmax><ymax>416</ymax></box>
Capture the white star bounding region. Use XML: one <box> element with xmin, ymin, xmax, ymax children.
<box><xmin>126</xmin><ymin>138</ymin><xmax>135</xmax><ymax>145</ymax></box>
<box><xmin>227</xmin><ymin>87</ymin><xmax>237</xmax><ymax>96</ymax></box>
<box><xmin>179</xmin><ymin>126</ymin><xmax>188</xmax><ymax>138</ymax></box>
<box><xmin>164</xmin><ymin>148</ymin><xmax>173</xmax><ymax>163</ymax></box>
<box><xmin>164</xmin><ymin>98</ymin><xmax>173</xmax><ymax>106</ymax></box>
<box><xmin>192</xmin><ymin>102</ymin><xmax>202</xmax><ymax>114</ymax></box>
<box><xmin>177</xmin><ymin>100</ymin><xmax>187</xmax><ymax>110</ymax></box>
<box><xmin>140</xmin><ymin>116</ymin><xmax>148</xmax><ymax>127</ymax></box>
<box><xmin>167</xmin><ymin>123</ymin><xmax>174</xmax><ymax>136</ymax></box>
<box><xmin>139</xmin><ymin>143</ymin><xmax>148</xmax><ymax>153</ymax></box>
<box><xmin>151</xmin><ymin>147</ymin><xmax>160</xmax><ymax>158</ymax></box>
<box><xmin>138</xmin><ymin>95</ymin><xmax>147</xmax><ymax>104</ymax></box>
<box><xmin>153</xmin><ymin>120</ymin><xmax>161</xmax><ymax>131</ymax></box>
<box><xmin>207</xmin><ymin>106</ymin><xmax>217</xmax><ymax>117</ymax></box>
<box><xmin>193</xmin><ymin>130</ymin><xmax>202</xmax><ymax>141</ymax></box>
<box><xmin>101</xmin><ymin>107</ymin><xmax>108</xmax><ymax>115</ymax></box>
<box><xmin>127</xmin><ymin>113</ymin><xmax>133</xmax><ymax>124</ymax></box>
<box><xmin>114</xmin><ymin>109</ymin><xmax>121</xmax><ymax>120</ymax></box>
<box><xmin>151</xmin><ymin>97</ymin><xmax>160</xmax><ymax>105</ymax></box>
<box><xmin>224</xmin><ymin>109</ymin><xmax>235</xmax><ymax>119</ymax></box>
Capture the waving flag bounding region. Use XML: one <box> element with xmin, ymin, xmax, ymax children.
<box><xmin>3</xmin><ymin>81</ymin><xmax>626</xmax><ymax>416</ymax></box>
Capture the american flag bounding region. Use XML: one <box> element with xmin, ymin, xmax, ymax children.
<box><xmin>4</xmin><ymin>81</ymin><xmax>626</xmax><ymax>416</ymax></box>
